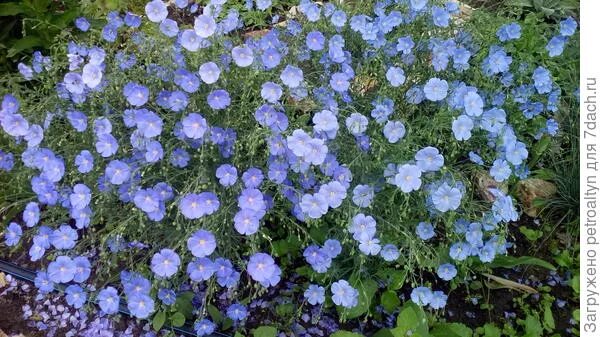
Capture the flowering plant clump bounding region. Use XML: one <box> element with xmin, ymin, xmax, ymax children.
<box><xmin>0</xmin><ymin>0</ymin><xmax>578</xmax><ymax>334</ymax></box>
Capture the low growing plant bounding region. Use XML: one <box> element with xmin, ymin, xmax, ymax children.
<box><xmin>0</xmin><ymin>0</ymin><xmax>578</xmax><ymax>335</ymax></box>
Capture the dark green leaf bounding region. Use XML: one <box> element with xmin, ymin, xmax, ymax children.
<box><xmin>396</xmin><ymin>301</ymin><xmax>429</xmax><ymax>337</ymax></box>
<box><xmin>431</xmin><ymin>323</ymin><xmax>472</xmax><ymax>337</ymax></box>
<box><xmin>489</xmin><ymin>255</ymin><xmax>556</xmax><ymax>270</ymax></box>
<box><xmin>331</xmin><ymin>331</ymin><xmax>365</xmax><ymax>337</ymax></box>
<box><xmin>381</xmin><ymin>290</ymin><xmax>401</xmax><ymax>312</ymax></box>
<box><xmin>253</xmin><ymin>326</ymin><xmax>277</xmax><ymax>337</ymax></box>
<box><xmin>7</xmin><ymin>36</ymin><xmax>43</xmax><ymax>57</ymax></box>
<box><xmin>207</xmin><ymin>304</ymin><xmax>223</xmax><ymax>323</ymax></box>
<box><xmin>0</xmin><ymin>2</ymin><xmax>25</xmax><ymax>16</ymax></box>
<box><xmin>170</xmin><ymin>312</ymin><xmax>186</xmax><ymax>327</ymax></box>
<box><xmin>152</xmin><ymin>311</ymin><xmax>166</xmax><ymax>331</ymax></box>
<box><xmin>174</xmin><ymin>291</ymin><xmax>194</xmax><ymax>320</ymax></box>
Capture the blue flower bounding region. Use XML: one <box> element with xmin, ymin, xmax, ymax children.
<box><xmin>123</xmin><ymin>82</ymin><xmax>149</xmax><ymax>106</ymax></box>
<box><xmin>496</xmin><ymin>23</ymin><xmax>521</xmax><ymax>42</ymax></box>
<box><xmin>73</xmin><ymin>256</ymin><xmax>91</xmax><ymax>283</ymax></box>
<box><xmin>75</xmin><ymin>150</ymin><xmax>94</xmax><ymax>173</ymax></box>
<box><xmin>423</xmin><ymin>78</ymin><xmax>449</xmax><ymax>101</ymax></box>
<box><xmin>65</xmin><ymin>284</ymin><xmax>87</xmax><ymax>309</ymax></box>
<box><xmin>23</xmin><ymin>202</ymin><xmax>40</xmax><ymax>227</ymax></box>
<box><xmin>194</xmin><ymin>15</ymin><xmax>216</xmax><ymax>38</ymax></box>
<box><xmin>182</xmin><ymin>113</ymin><xmax>208</xmax><ymax>139</ymax></box>
<box><xmin>226</xmin><ymin>303</ymin><xmax>248</xmax><ymax>321</ymax></box>
<box><xmin>207</xmin><ymin>89</ymin><xmax>231</xmax><ymax>110</ymax></box>
<box><xmin>75</xmin><ymin>17</ymin><xmax>90</xmax><ymax>32</ymax></box>
<box><xmin>331</xmin><ymin>280</ymin><xmax>358</xmax><ymax>308</ymax></box>
<box><xmin>306</xmin><ymin>31</ymin><xmax>325</xmax><ymax>51</ymax></box>
<box><xmin>256</xmin><ymin>0</ymin><xmax>273</xmax><ymax>11</ymax></box>
<box><xmin>151</xmin><ymin>248</ymin><xmax>181</xmax><ymax>278</ymax></box>
<box><xmin>452</xmin><ymin>115</ymin><xmax>474</xmax><ymax>141</ymax></box>
<box><xmin>261</xmin><ymin>82</ymin><xmax>283</xmax><ymax>103</ymax></box>
<box><xmin>431</xmin><ymin>183</ymin><xmax>462</xmax><ymax>212</ymax></box>
<box><xmin>232</xmin><ymin>45</ymin><xmax>254</xmax><ymax>67</ymax></box>
<box><xmin>127</xmin><ymin>294</ymin><xmax>155</xmax><ymax>318</ymax></box>
<box><xmin>304</xmin><ymin>284</ymin><xmax>326</xmax><ymax>305</ymax></box>
<box><xmin>416</xmin><ymin>222</ymin><xmax>435</xmax><ymax>240</ymax></box>
<box><xmin>386</xmin><ymin>66</ymin><xmax>406</xmax><ymax>87</ymax></box>
<box><xmin>437</xmin><ymin>263</ymin><xmax>458</xmax><ymax>281</ymax></box>
<box><xmin>430</xmin><ymin>290</ymin><xmax>448</xmax><ymax>309</ymax></box>
<box><xmin>559</xmin><ymin>16</ymin><xmax>577</xmax><ymax>37</ymax></box>
<box><xmin>546</xmin><ymin>36</ymin><xmax>567</xmax><ymax>57</ymax></box>
<box><xmin>415</xmin><ymin>147</ymin><xmax>444</xmax><ymax>172</ymax></box>
<box><xmin>145</xmin><ymin>0</ymin><xmax>168</xmax><ymax>23</ymax></box>
<box><xmin>70</xmin><ymin>183</ymin><xmax>91</xmax><ymax>210</ymax></box>
<box><xmin>158</xmin><ymin>288</ymin><xmax>176</xmax><ymax>305</ymax></box>
<box><xmin>352</xmin><ymin>184</ymin><xmax>374</xmax><ymax>207</ymax></box>
<box><xmin>5</xmin><ymin>222</ymin><xmax>22</xmax><ymax>246</ymax></box>
<box><xmin>383</xmin><ymin>120</ymin><xmax>406</xmax><ymax>143</ymax></box>
<box><xmin>187</xmin><ymin>229</ymin><xmax>216</xmax><ymax>257</ymax></box>
<box><xmin>280</xmin><ymin>65</ymin><xmax>304</xmax><ymax>88</ymax></box>
<box><xmin>47</xmin><ymin>256</ymin><xmax>76</xmax><ymax>283</ymax></box>
<box><xmin>380</xmin><ymin>244</ymin><xmax>400</xmax><ymax>261</ymax></box>
<box><xmin>34</xmin><ymin>271</ymin><xmax>54</xmax><ymax>293</ymax></box>
<box><xmin>300</xmin><ymin>193</ymin><xmax>328</xmax><ymax>219</ymax></box>
<box><xmin>449</xmin><ymin>242</ymin><xmax>471</xmax><ymax>261</ymax></box>
<box><xmin>463</xmin><ymin>91</ymin><xmax>484</xmax><ymax>116</ymax></box>
<box><xmin>50</xmin><ymin>224</ymin><xmax>78</xmax><ymax>250</ymax></box>
<box><xmin>198</xmin><ymin>62</ymin><xmax>221</xmax><ymax>84</ymax></box>
<box><xmin>490</xmin><ymin>159</ymin><xmax>511</xmax><ymax>182</ymax></box>
<box><xmin>160</xmin><ymin>19</ymin><xmax>179</xmax><ymax>37</ymax></box>
<box><xmin>187</xmin><ymin>257</ymin><xmax>216</xmax><ymax>281</ymax></box>
<box><xmin>411</xmin><ymin>286</ymin><xmax>433</xmax><ymax>306</ymax></box>
<box><xmin>194</xmin><ymin>319</ymin><xmax>216</xmax><ymax>336</ymax></box>
<box><xmin>394</xmin><ymin>164</ymin><xmax>422</xmax><ymax>193</ymax></box>
<box><xmin>247</xmin><ymin>253</ymin><xmax>277</xmax><ymax>284</ymax></box>
<box><xmin>105</xmin><ymin>160</ymin><xmax>131</xmax><ymax>185</ymax></box>
<box><xmin>432</xmin><ymin>6</ymin><xmax>449</xmax><ymax>27</ymax></box>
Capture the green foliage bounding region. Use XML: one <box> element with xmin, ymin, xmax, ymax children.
<box><xmin>338</xmin><ymin>279</ymin><xmax>379</xmax><ymax>320</ymax></box>
<box><xmin>253</xmin><ymin>326</ymin><xmax>278</xmax><ymax>337</ymax></box>
<box><xmin>488</xmin><ymin>255</ymin><xmax>556</xmax><ymax>270</ymax></box>
<box><xmin>152</xmin><ymin>311</ymin><xmax>166</xmax><ymax>331</ymax></box>
<box><xmin>331</xmin><ymin>332</ymin><xmax>365</xmax><ymax>337</ymax></box>
<box><xmin>430</xmin><ymin>323</ymin><xmax>473</xmax><ymax>337</ymax></box>
<box><xmin>393</xmin><ymin>302</ymin><xmax>429</xmax><ymax>337</ymax></box>
<box><xmin>0</xmin><ymin>0</ymin><xmax>80</xmax><ymax>70</ymax></box>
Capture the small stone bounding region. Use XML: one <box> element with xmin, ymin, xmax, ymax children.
<box><xmin>473</xmin><ymin>170</ymin><xmax>508</xmax><ymax>202</ymax></box>
<box><xmin>516</xmin><ymin>178</ymin><xmax>557</xmax><ymax>217</ymax></box>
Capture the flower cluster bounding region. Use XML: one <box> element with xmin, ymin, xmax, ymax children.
<box><xmin>0</xmin><ymin>0</ymin><xmax>577</xmax><ymax>333</ymax></box>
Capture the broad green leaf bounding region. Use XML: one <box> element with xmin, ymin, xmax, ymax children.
<box><xmin>430</xmin><ymin>323</ymin><xmax>472</xmax><ymax>337</ymax></box>
<box><xmin>170</xmin><ymin>312</ymin><xmax>186</xmax><ymax>327</ymax></box>
<box><xmin>489</xmin><ymin>255</ymin><xmax>556</xmax><ymax>271</ymax></box>
<box><xmin>483</xmin><ymin>324</ymin><xmax>502</xmax><ymax>337</ymax></box>
<box><xmin>396</xmin><ymin>301</ymin><xmax>429</xmax><ymax>337</ymax></box>
<box><xmin>152</xmin><ymin>311</ymin><xmax>166</xmax><ymax>331</ymax></box>
<box><xmin>337</xmin><ymin>279</ymin><xmax>378</xmax><ymax>319</ymax></box>
<box><xmin>174</xmin><ymin>291</ymin><xmax>194</xmax><ymax>320</ymax></box>
<box><xmin>382</xmin><ymin>269</ymin><xmax>408</xmax><ymax>290</ymax></box>
<box><xmin>275</xmin><ymin>303</ymin><xmax>294</xmax><ymax>317</ymax></box>
<box><xmin>522</xmin><ymin>315</ymin><xmax>543</xmax><ymax>337</ymax></box>
<box><xmin>570</xmin><ymin>270</ymin><xmax>580</xmax><ymax>294</ymax></box>
<box><xmin>543</xmin><ymin>303</ymin><xmax>555</xmax><ymax>331</ymax></box>
<box><xmin>7</xmin><ymin>36</ymin><xmax>43</xmax><ymax>57</ymax></box>
<box><xmin>381</xmin><ymin>290</ymin><xmax>401</xmax><ymax>312</ymax></box>
<box><xmin>253</xmin><ymin>326</ymin><xmax>277</xmax><ymax>337</ymax></box>
<box><xmin>373</xmin><ymin>328</ymin><xmax>395</xmax><ymax>337</ymax></box>
<box><xmin>331</xmin><ymin>331</ymin><xmax>365</xmax><ymax>337</ymax></box>
<box><xmin>207</xmin><ymin>304</ymin><xmax>223</xmax><ymax>323</ymax></box>
<box><xmin>0</xmin><ymin>2</ymin><xmax>25</xmax><ymax>16</ymax></box>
